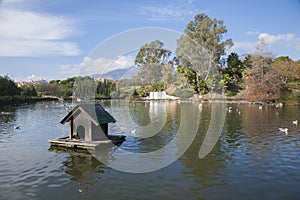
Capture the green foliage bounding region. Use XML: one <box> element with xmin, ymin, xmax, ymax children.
<box><xmin>173</xmin><ymin>88</ymin><xmax>194</xmax><ymax>98</ymax></box>
<box><xmin>280</xmin><ymin>91</ymin><xmax>300</xmax><ymax>105</ymax></box>
<box><xmin>176</xmin><ymin>13</ymin><xmax>232</xmax><ymax>95</ymax></box>
<box><xmin>135</xmin><ymin>40</ymin><xmax>172</xmax><ymax>85</ymax></box>
<box><xmin>134</xmin><ymin>82</ymin><xmax>165</xmax><ymax>97</ymax></box>
<box><xmin>35</xmin><ymin>83</ymin><xmax>62</xmax><ymax>97</ymax></box>
<box><xmin>96</xmin><ymin>79</ymin><xmax>116</xmax><ymax>98</ymax></box>
<box><xmin>176</xmin><ymin>65</ymin><xmax>208</xmax><ymax>94</ymax></box>
<box><xmin>35</xmin><ymin>76</ymin><xmax>116</xmax><ymax>98</ymax></box>
<box><xmin>221</xmin><ymin>52</ymin><xmax>246</xmax><ymax>95</ymax></box>
<box><xmin>183</xmin><ymin>13</ymin><xmax>233</xmax><ymax>64</ymax></box>
<box><xmin>0</xmin><ymin>76</ymin><xmax>20</xmax><ymax>96</ymax></box>
<box><xmin>20</xmin><ymin>85</ymin><xmax>37</xmax><ymax>97</ymax></box>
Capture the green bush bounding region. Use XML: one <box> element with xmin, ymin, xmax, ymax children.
<box><xmin>173</xmin><ymin>89</ymin><xmax>193</xmax><ymax>98</ymax></box>
<box><xmin>281</xmin><ymin>92</ymin><xmax>300</xmax><ymax>105</ymax></box>
<box><xmin>20</xmin><ymin>85</ymin><xmax>37</xmax><ymax>97</ymax></box>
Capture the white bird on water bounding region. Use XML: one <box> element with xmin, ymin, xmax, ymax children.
<box><xmin>279</xmin><ymin>128</ymin><xmax>288</xmax><ymax>135</ymax></box>
<box><xmin>292</xmin><ymin>120</ymin><xmax>298</xmax><ymax>125</ymax></box>
<box><xmin>131</xmin><ymin>129</ymin><xmax>136</xmax><ymax>136</ymax></box>
<box><xmin>258</xmin><ymin>105</ymin><xmax>263</xmax><ymax>110</ymax></box>
<box><xmin>227</xmin><ymin>106</ymin><xmax>232</xmax><ymax>113</ymax></box>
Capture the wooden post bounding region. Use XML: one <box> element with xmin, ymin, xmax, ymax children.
<box><xmin>70</xmin><ymin>117</ymin><xmax>74</xmax><ymax>139</ymax></box>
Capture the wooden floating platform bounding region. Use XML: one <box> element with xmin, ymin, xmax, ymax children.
<box><xmin>49</xmin><ymin>135</ymin><xmax>125</xmax><ymax>151</ymax></box>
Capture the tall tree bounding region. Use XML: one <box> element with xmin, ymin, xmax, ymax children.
<box><xmin>182</xmin><ymin>13</ymin><xmax>233</xmax><ymax>64</ymax></box>
<box><xmin>176</xmin><ymin>13</ymin><xmax>233</xmax><ymax>94</ymax></box>
<box><xmin>0</xmin><ymin>76</ymin><xmax>20</xmax><ymax>96</ymax></box>
<box><xmin>221</xmin><ymin>52</ymin><xmax>246</xmax><ymax>94</ymax></box>
<box><xmin>272</xmin><ymin>56</ymin><xmax>298</xmax><ymax>84</ymax></box>
<box><xmin>162</xmin><ymin>61</ymin><xmax>174</xmax><ymax>88</ymax></box>
<box><xmin>135</xmin><ymin>40</ymin><xmax>171</xmax><ymax>85</ymax></box>
<box><xmin>243</xmin><ymin>54</ymin><xmax>281</xmax><ymax>102</ymax></box>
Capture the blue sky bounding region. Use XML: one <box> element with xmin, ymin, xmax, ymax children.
<box><xmin>0</xmin><ymin>0</ymin><xmax>300</xmax><ymax>81</ymax></box>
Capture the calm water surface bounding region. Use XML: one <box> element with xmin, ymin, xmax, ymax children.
<box><xmin>0</xmin><ymin>101</ymin><xmax>300</xmax><ymax>200</ymax></box>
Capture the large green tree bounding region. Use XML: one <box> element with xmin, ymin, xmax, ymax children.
<box><xmin>20</xmin><ymin>85</ymin><xmax>37</xmax><ymax>97</ymax></box>
<box><xmin>176</xmin><ymin>13</ymin><xmax>233</xmax><ymax>94</ymax></box>
<box><xmin>221</xmin><ymin>52</ymin><xmax>246</xmax><ymax>95</ymax></box>
<box><xmin>135</xmin><ymin>40</ymin><xmax>171</xmax><ymax>85</ymax></box>
<box><xmin>0</xmin><ymin>76</ymin><xmax>20</xmax><ymax>96</ymax></box>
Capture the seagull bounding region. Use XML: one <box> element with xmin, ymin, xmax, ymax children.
<box><xmin>131</xmin><ymin>129</ymin><xmax>136</xmax><ymax>136</ymax></box>
<box><xmin>14</xmin><ymin>125</ymin><xmax>21</xmax><ymax>130</ymax></box>
<box><xmin>198</xmin><ymin>103</ymin><xmax>202</xmax><ymax>110</ymax></box>
<box><xmin>292</xmin><ymin>120</ymin><xmax>298</xmax><ymax>125</ymax></box>
<box><xmin>258</xmin><ymin>105</ymin><xmax>263</xmax><ymax>110</ymax></box>
<box><xmin>227</xmin><ymin>106</ymin><xmax>232</xmax><ymax>113</ymax></box>
<box><xmin>279</xmin><ymin>128</ymin><xmax>288</xmax><ymax>135</ymax></box>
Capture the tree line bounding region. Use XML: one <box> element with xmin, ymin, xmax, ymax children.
<box><xmin>0</xmin><ymin>76</ymin><xmax>117</xmax><ymax>99</ymax></box>
<box><xmin>1</xmin><ymin>13</ymin><xmax>299</xmax><ymax>103</ymax></box>
<box><xmin>131</xmin><ymin>13</ymin><xmax>300</xmax><ymax>103</ymax></box>
<box><xmin>0</xmin><ymin>76</ymin><xmax>37</xmax><ymax>97</ymax></box>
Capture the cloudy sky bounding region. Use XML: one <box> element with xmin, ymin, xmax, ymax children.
<box><xmin>1</xmin><ymin>0</ymin><xmax>300</xmax><ymax>81</ymax></box>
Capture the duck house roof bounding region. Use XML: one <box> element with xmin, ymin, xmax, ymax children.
<box><xmin>60</xmin><ymin>104</ymin><xmax>116</xmax><ymax>125</ymax></box>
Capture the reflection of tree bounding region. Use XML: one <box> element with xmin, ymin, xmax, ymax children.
<box><xmin>240</xmin><ymin>105</ymin><xmax>282</xmax><ymax>161</ymax></box>
<box><xmin>0</xmin><ymin>107</ymin><xmax>17</xmax><ymax>141</ymax></box>
<box><xmin>129</xmin><ymin>102</ymin><xmax>151</xmax><ymax>126</ymax></box>
<box><xmin>64</xmin><ymin>154</ymin><xmax>104</xmax><ymax>181</ymax></box>
<box><xmin>178</xmin><ymin>104</ymin><xmax>227</xmax><ymax>193</ymax></box>
<box><xmin>128</xmin><ymin>101</ymin><xmax>180</xmax><ymax>152</ymax></box>
<box><xmin>0</xmin><ymin>107</ymin><xmax>17</xmax><ymax>124</ymax></box>
<box><xmin>223</xmin><ymin>104</ymin><xmax>244</xmax><ymax>144</ymax></box>
<box><xmin>50</xmin><ymin>148</ymin><xmax>105</xmax><ymax>191</ymax></box>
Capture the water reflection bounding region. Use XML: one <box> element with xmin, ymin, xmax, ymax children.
<box><xmin>0</xmin><ymin>106</ymin><xmax>18</xmax><ymax>142</ymax></box>
<box><xmin>179</xmin><ymin>103</ymin><xmax>227</xmax><ymax>196</ymax></box>
<box><xmin>49</xmin><ymin>147</ymin><xmax>106</xmax><ymax>192</ymax></box>
<box><xmin>1</xmin><ymin>102</ymin><xmax>300</xmax><ymax>199</ymax></box>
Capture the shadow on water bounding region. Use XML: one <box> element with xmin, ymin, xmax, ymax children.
<box><xmin>48</xmin><ymin>146</ymin><xmax>109</xmax><ymax>192</ymax></box>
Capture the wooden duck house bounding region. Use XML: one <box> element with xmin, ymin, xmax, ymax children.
<box><xmin>49</xmin><ymin>104</ymin><xmax>125</xmax><ymax>150</ymax></box>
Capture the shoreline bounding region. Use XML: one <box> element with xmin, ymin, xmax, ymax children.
<box><xmin>1</xmin><ymin>95</ymin><xmax>299</xmax><ymax>107</ymax></box>
<box><xmin>0</xmin><ymin>96</ymin><xmax>59</xmax><ymax>107</ymax></box>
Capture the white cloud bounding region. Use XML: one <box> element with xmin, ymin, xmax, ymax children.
<box><xmin>0</xmin><ymin>1</ymin><xmax>80</xmax><ymax>56</ymax></box>
<box><xmin>60</xmin><ymin>55</ymin><xmax>135</xmax><ymax>77</ymax></box>
<box><xmin>258</xmin><ymin>33</ymin><xmax>295</xmax><ymax>44</ymax></box>
<box><xmin>140</xmin><ymin>0</ymin><xmax>199</xmax><ymax>22</ymax></box>
<box><xmin>231</xmin><ymin>32</ymin><xmax>300</xmax><ymax>55</ymax></box>
<box><xmin>231</xmin><ymin>42</ymin><xmax>256</xmax><ymax>52</ymax></box>
<box><xmin>246</xmin><ymin>31</ymin><xmax>260</xmax><ymax>36</ymax></box>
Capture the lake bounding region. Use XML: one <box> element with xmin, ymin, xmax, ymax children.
<box><xmin>0</xmin><ymin>101</ymin><xmax>300</xmax><ymax>200</ymax></box>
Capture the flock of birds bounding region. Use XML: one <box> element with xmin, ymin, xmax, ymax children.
<box><xmin>226</xmin><ymin>105</ymin><xmax>298</xmax><ymax>135</ymax></box>
<box><xmin>4</xmin><ymin>103</ymin><xmax>299</xmax><ymax>136</ymax></box>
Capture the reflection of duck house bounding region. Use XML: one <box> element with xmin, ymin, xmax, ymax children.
<box><xmin>49</xmin><ymin>104</ymin><xmax>125</xmax><ymax>150</ymax></box>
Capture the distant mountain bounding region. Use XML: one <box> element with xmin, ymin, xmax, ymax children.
<box><xmin>91</xmin><ymin>66</ymin><xmax>139</xmax><ymax>80</ymax></box>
